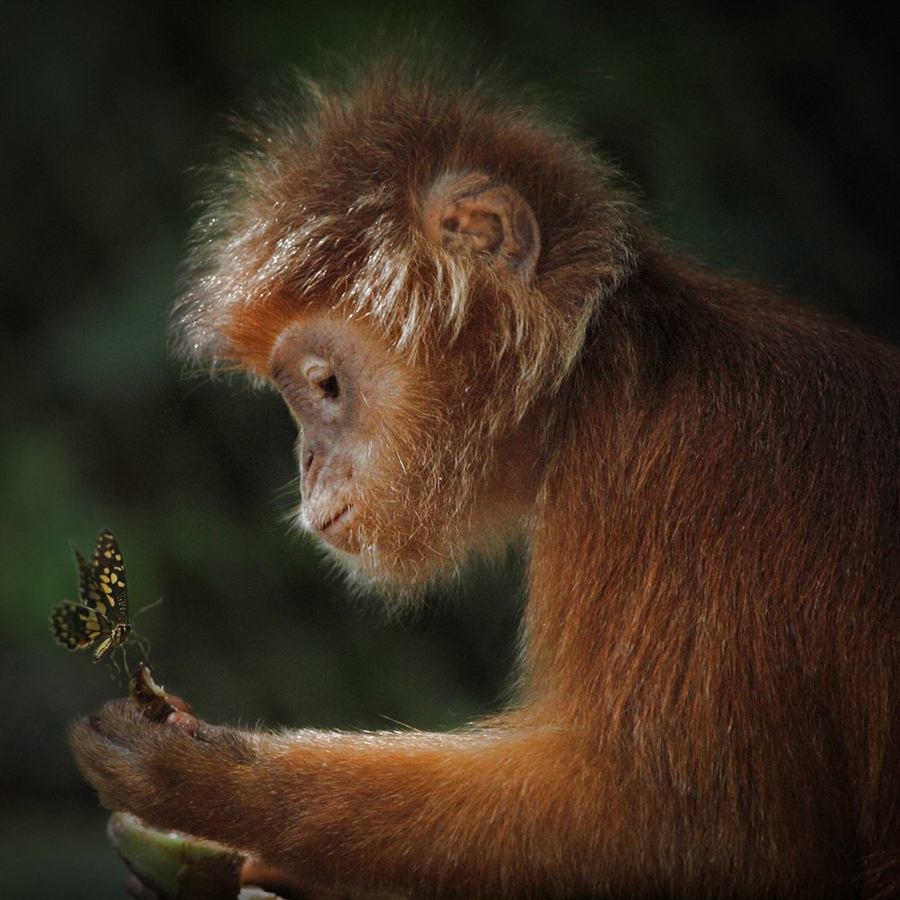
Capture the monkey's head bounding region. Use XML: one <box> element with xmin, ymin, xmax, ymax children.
<box><xmin>174</xmin><ymin>67</ymin><xmax>635</xmax><ymax>594</ymax></box>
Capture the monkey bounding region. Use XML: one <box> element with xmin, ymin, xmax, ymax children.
<box><xmin>70</xmin><ymin>61</ymin><xmax>900</xmax><ymax>899</ymax></box>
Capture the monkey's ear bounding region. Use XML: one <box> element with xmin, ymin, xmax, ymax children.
<box><xmin>422</xmin><ymin>172</ymin><xmax>540</xmax><ymax>280</ymax></box>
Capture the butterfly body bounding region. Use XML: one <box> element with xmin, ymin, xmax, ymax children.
<box><xmin>51</xmin><ymin>529</ymin><xmax>133</xmax><ymax>662</ymax></box>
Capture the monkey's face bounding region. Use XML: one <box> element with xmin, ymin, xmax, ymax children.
<box><xmin>271</xmin><ymin>314</ymin><xmax>401</xmax><ymax>557</ymax></box>
<box><xmin>269</xmin><ymin>311</ymin><xmax>540</xmax><ymax>593</ymax></box>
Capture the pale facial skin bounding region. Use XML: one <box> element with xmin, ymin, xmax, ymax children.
<box><xmin>271</xmin><ymin>314</ymin><xmax>404</xmax><ymax>557</ymax></box>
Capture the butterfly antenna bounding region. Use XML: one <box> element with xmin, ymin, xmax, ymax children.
<box><xmin>136</xmin><ymin>597</ymin><xmax>163</xmax><ymax>618</ymax></box>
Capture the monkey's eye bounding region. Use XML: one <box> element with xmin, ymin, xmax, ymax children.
<box><xmin>318</xmin><ymin>374</ymin><xmax>340</xmax><ymax>399</ymax></box>
<box><xmin>304</xmin><ymin>363</ymin><xmax>340</xmax><ymax>400</ymax></box>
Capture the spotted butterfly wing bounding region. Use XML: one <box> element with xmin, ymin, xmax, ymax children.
<box><xmin>51</xmin><ymin>601</ymin><xmax>116</xmax><ymax>658</ymax></box>
<box><xmin>50</xmin><ymin>529</ymin><xmax>133</xmax><ymax>661</ymax></box>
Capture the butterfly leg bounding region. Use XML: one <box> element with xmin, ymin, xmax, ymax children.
<box><xmin>133</xmin><ymin>629</ymin><xmax>152</xmax><ymax>661</ymax></box>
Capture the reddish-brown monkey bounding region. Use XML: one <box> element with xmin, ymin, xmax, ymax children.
<box><xmin>71</xmin><ymin>64</ymin><xmax>900</xmax><ymax>899</ymax></box>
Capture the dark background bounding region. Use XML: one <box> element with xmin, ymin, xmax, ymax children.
<box><xmin>1</xmin><ymin>2</ymin><xmax>896</xmax><ymax>896</ymax></box>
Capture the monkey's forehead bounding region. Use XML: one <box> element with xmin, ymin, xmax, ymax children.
<box><xmin>172</xmin><ymin>76</ymin><xmax>637</xmax><ymax>388</ymax></box>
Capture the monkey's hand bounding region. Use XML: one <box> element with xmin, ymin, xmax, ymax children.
<box><xmin>72</xmin><ymin>705</ymin><xmax>600</xmax><ymax>896</ymax></box>
<box><xmin>68</xmin><ymin>699</ymin><xmax>260</xmax><ymax>844</ymax></box>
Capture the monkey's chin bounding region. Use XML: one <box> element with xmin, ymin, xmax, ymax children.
<box><xmin>316</xmin><ymin>541</ymin><xmax>417</xmax><ymax>606</ymax></box>
<box><xmin>321</xmin><ymin>542</ymin><xmax>363</xmax><ymax>571</ymax></box>
<box><xmin>321</xmin><ymin>545</ymin><xmax>430</xmax><ymax>612</ymax></box>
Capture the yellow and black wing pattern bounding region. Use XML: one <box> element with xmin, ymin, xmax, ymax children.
<box><xmin>50</xmin><ymin>529</ymin><xmax>133</xmax><ymax>662</ymax></box>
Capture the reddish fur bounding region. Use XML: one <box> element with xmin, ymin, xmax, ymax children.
<box><xmin>71</xmin><ymin>66</ymin><xmax>900</xmax><ymax>898</ymax></box>
<box><xmin>225</xmin><ymin>291</ymin><xmax>303</xmax><ymax>375</ymax></box>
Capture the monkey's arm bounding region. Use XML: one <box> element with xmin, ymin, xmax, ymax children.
<box><xmin>70</xmin><ymin>702</ymin><xmax>601</xmax><ymax>897</ymax></box>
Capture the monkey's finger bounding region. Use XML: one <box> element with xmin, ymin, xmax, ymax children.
<box><xmin>69</xmin><ymin>700</ymin><xmax>146</xmax><ymax>762</ymax></box>
<box><xmin>164</xmin><ymin>709</ymin><xmax>199</xmax><ymax>735</ymax></box>
<box><xmin>164</xmin><ymin>692</ymin><xmax>192</xmax><ymax>714</ymax></box>
<box><xmin>96</xmin><ymin>697</ymin><xmax>146</xmax><ymax>733</ymax></box>
<box><xmin>68</xmin><ymin>717</ymin><xmax>147</xmax><ymax>811</ymax></box>
<box><xmin>69</xmin><ymin>715</ymin><xmax>134</xmax><ymax>760</ymax></box>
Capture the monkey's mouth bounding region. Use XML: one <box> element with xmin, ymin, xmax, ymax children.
<box><xmin>320</xmin><ymin>504</ymin><xmax>354</xmax><ymax>539</ymax></box>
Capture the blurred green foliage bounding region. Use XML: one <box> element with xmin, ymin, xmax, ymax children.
<box><xmin>1</xmin><ymin>1</ymin><xmax>896</xmax><ymax>896</ymax></box>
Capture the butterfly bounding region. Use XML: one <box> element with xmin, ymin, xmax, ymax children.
<box><xmin>50</xmin><ymin>529</ymin><xmax>133</xmax><ymax>662</ymax></box>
